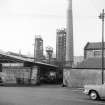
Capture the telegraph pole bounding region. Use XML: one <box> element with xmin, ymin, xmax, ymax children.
<box><xmin>99</xmin><ymin>9</ymin><xmax>105</xmax><ymax>84</ymax></box>
<box><xmin>34</xmin><ymin>37</ymin><xmax>36</xmax><ymax>63</ymax></box>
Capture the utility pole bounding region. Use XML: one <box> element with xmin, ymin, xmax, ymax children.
<box><xmin>99</xmin><ymin>9</ymin><xmax>105</xmax><ymax>84</ymax></box>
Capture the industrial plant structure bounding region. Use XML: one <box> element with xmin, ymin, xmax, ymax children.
<box><xmin>56</xmin><ymin>28</ymin><xmax>66</xmax><ymax>83</ymax></box>
<box><xmin>56</xmin><ymin>28</ymin><xmax>66</xmax><ymax>68</ymax></box>
<box><xmin>34</xmin><ymin>35</ymin><xmax>44</xmax><ymax>62</ymax></box>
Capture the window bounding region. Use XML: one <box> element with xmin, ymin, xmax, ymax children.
<box><xmin>94</xmin><ymin>50</ymin><xmax>101</xmax><ymax>57</ymax></box>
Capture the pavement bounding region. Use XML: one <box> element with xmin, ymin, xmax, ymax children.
<box><xmin>0</xmin><ymin>85</ymin><xmax>104</xmax><ymax>105</ymax></box>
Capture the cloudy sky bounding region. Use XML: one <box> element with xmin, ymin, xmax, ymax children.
<box><xmin>0</xmin><ymin>0</ymin><xmax>105</xmax><ymax>56</ymax></box>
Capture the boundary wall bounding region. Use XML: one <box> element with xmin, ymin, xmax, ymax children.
<box><xmin>63</xmin><ymin>68</ymin><xmax>104</xmax><ymax>88</ymax></box>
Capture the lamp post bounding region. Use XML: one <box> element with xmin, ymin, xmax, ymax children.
<box><xmin>99</xmin><ymin>9</ymin><xmax>105</xmax><ymax>84</ymax></box>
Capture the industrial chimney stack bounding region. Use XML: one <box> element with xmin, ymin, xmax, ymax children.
<box><xmin>65</xmin><ymin>0</ymin><xmax>74</xmax><ymax>67</ymax></box>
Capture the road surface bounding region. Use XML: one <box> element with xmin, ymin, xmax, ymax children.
<box><xmin>0</xmin><ymin>85</ymin><xmax>104</xmax><ymax>105</ymax></box>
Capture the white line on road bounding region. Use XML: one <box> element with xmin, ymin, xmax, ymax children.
<box><xmin>72</xmin><ymin>90</ymin><xmax>82</xmax><ymax>91</ymax></box>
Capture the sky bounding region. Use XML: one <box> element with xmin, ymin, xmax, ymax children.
<box><xmin>0</xmin><ymin>0</ymin><xmax>105</xmax><ymax>56</ymax></box>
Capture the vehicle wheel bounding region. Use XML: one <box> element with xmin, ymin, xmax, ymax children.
<box><xmin>89</xmin><ymin>91</ymin><xmax>99</xmax><ymax>100</ymax></box>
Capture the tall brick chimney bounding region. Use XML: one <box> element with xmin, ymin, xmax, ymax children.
<box><xmin>65</xmin><ymin>0</ymin><xmax>74</xmax><ymax>67</ymax></box>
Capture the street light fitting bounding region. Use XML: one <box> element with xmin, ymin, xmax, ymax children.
<box><xmin>99</xmin><ymin>9</ymin><xmax>105</xmax><ymax>20</ymax></box>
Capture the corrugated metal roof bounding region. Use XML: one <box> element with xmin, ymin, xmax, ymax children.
<box><xmin>0</xmin><ymin>51</ymin><xmax>34</xmax><ymax>62</ymax></box>
<box><xmin>84</xmin><ymin>42</ymin><xmax>105</xmax><ymax>50</ymax></box>
<box><xmin>35</xmin><ymin>61</ymin><xmax>57</xmax><ymax>67</ymax></box>
<box><xmin>0</xmin><ymin>51</ymin><xmax>57</xmax><ymax>67</ymax></box>
<box><xmin>73</xmin><ymin>57</ymin><xmax>105</xmax><ymax>69</ymax></box>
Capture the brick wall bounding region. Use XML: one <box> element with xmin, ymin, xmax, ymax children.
<box><xmin>63</xmin><ymin>68</ymin><xmax>104</xmax><ymax>88</ymax></box>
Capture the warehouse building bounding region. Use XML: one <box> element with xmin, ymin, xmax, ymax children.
<box><xmin>0</xmin><ymin>51</ymin><xmax>57</xmax><ymax>85</ymax></box>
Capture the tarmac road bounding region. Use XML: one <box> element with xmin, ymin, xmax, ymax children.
<box><xmin>0</xmin><ymin>85</ymin><xmax>104</xmax><ymax>105</ymax></box>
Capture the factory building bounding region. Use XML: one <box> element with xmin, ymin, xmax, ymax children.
<box><xmin>84</xmin><ymin>42</ymin><xmax>105</xmax><ymax>59</ymax></box>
